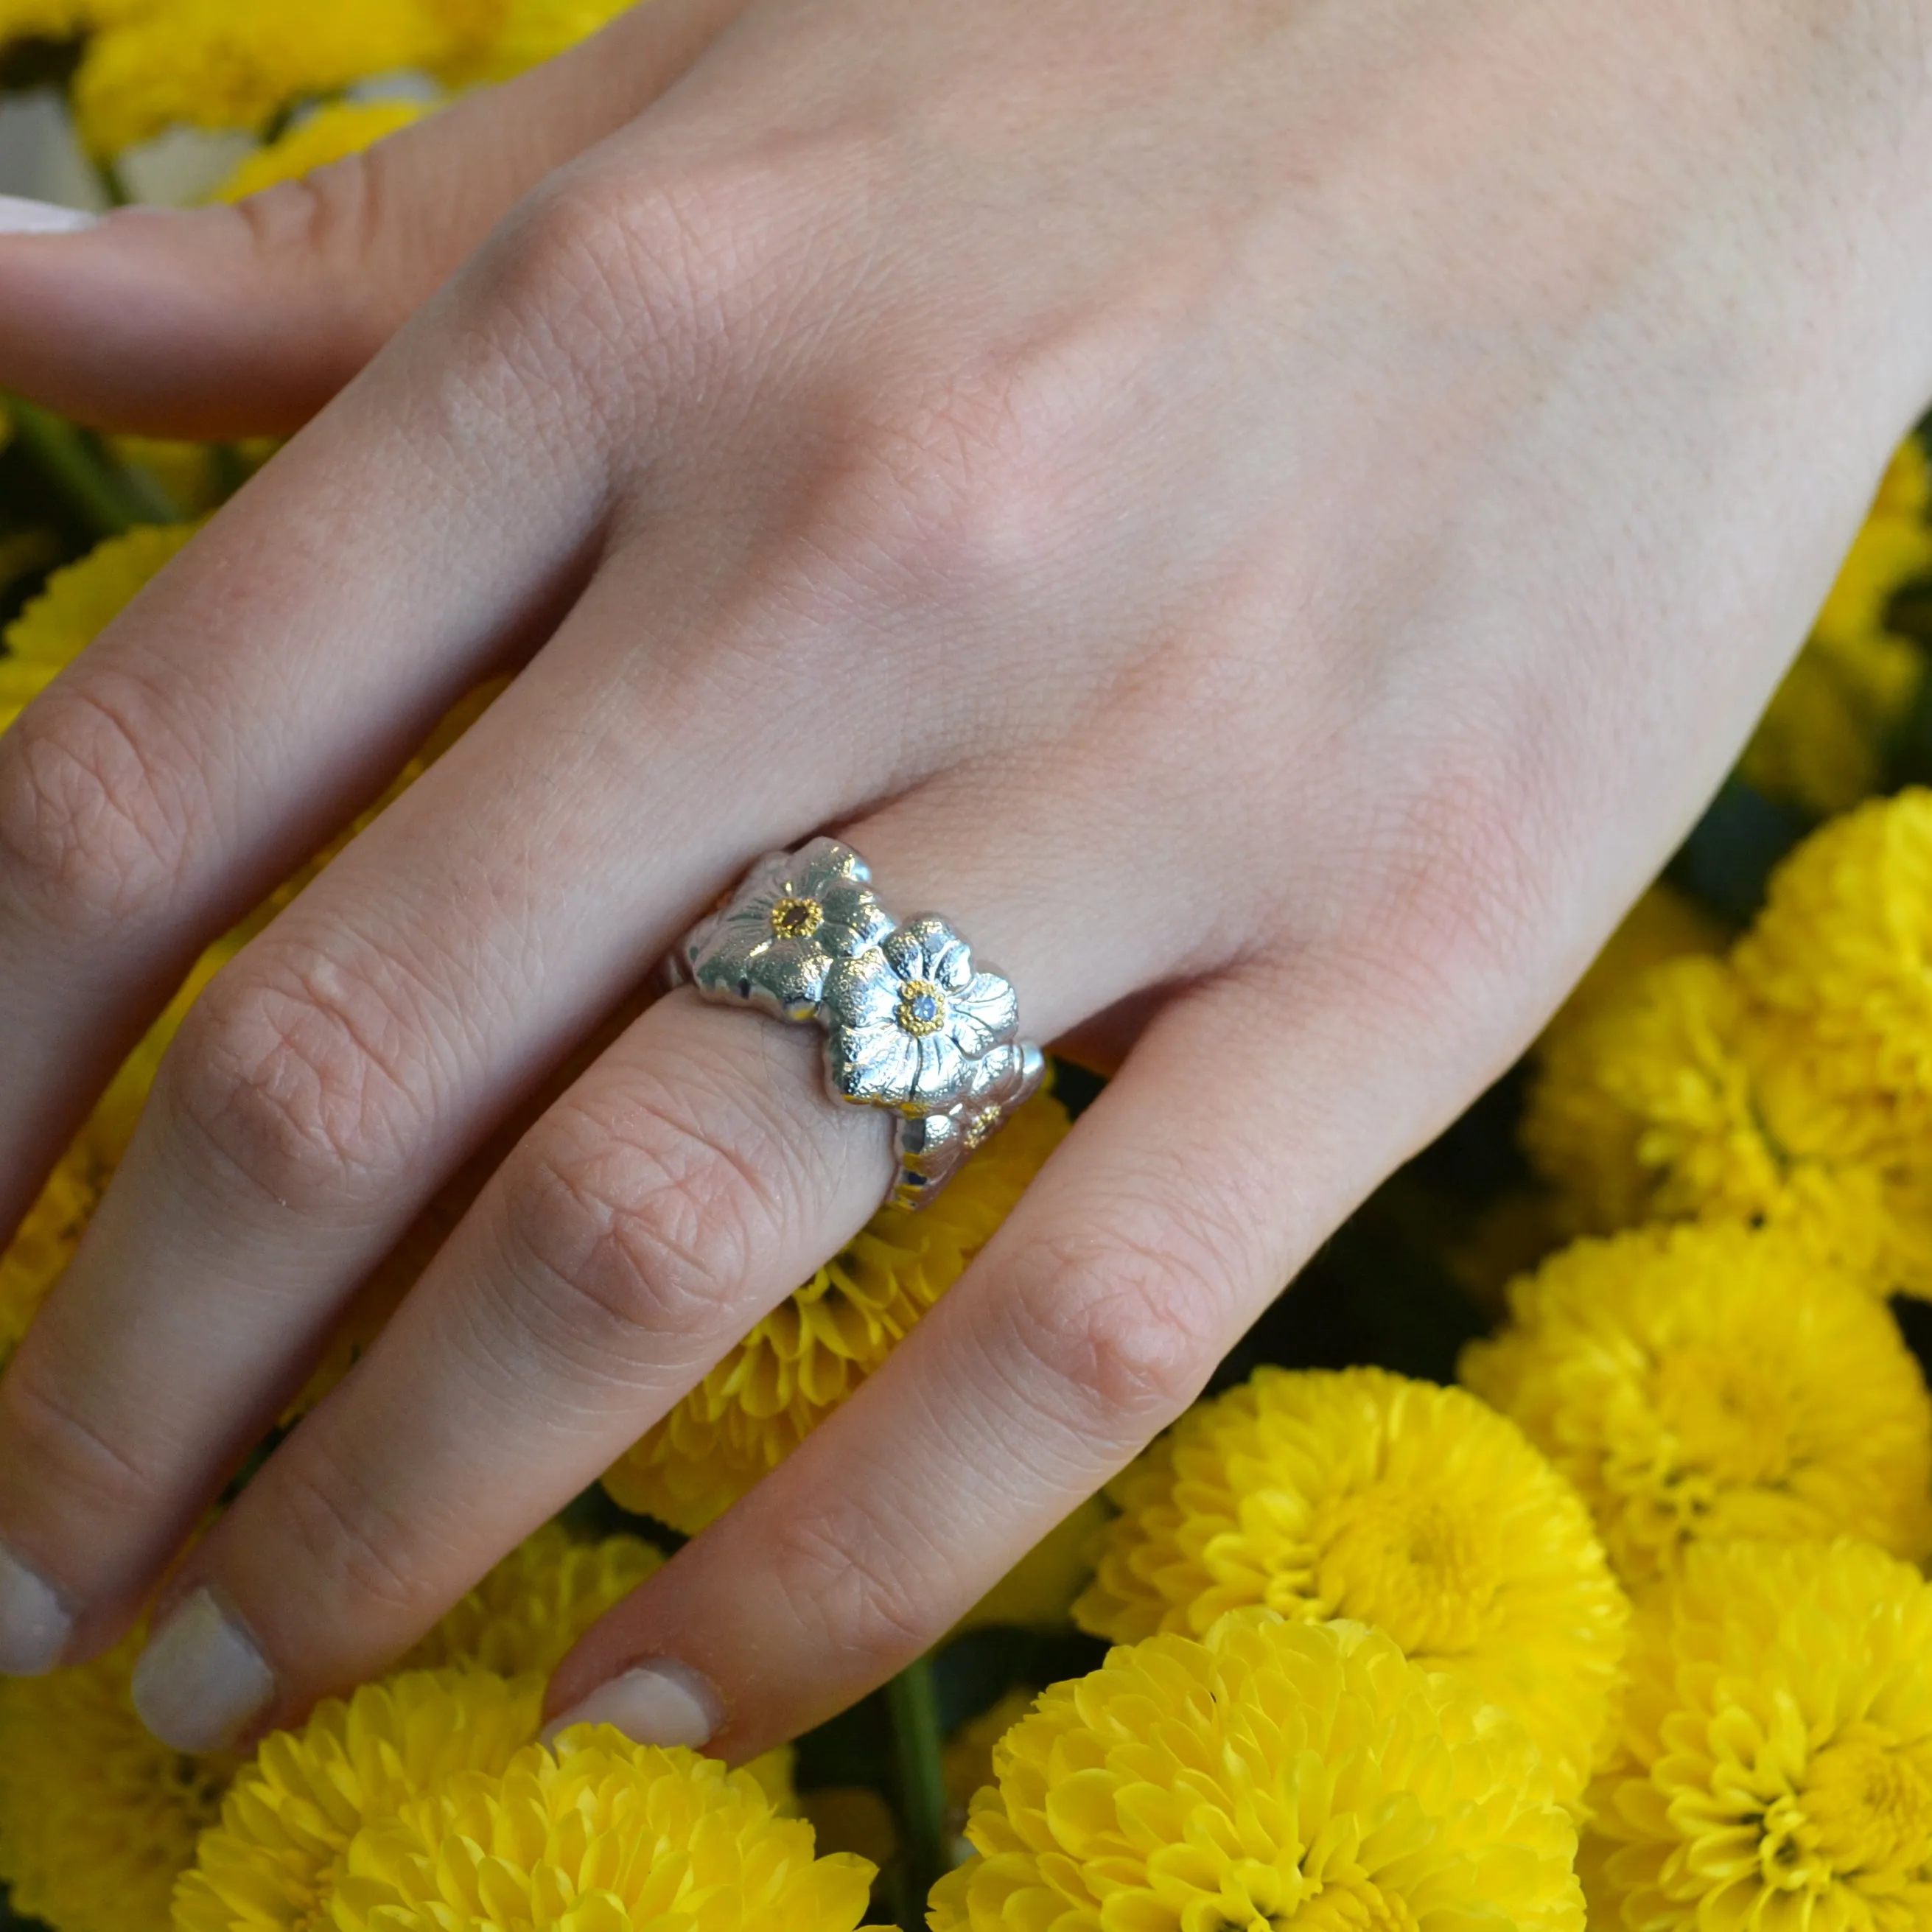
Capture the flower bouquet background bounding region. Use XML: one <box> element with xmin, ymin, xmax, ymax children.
<box><xmin>9</xmin><ymin>5</ymin><xmax>1932</xmax><ymax>1928</ymax></box>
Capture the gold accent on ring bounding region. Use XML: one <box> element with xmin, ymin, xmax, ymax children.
<box><xmin>769</xmin><ymin>895</ymin><xmax>824</xmax><ymax>940</ymax></box>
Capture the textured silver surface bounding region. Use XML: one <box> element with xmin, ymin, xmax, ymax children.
<box><xmin>673</xmin><ymin>839</ymin><xmax>1040</xmax><ymax>1207</ymax></box>
<box><xmin>889</xmin><ymin>1040</ymin><xmax>1047</xmax><ymax>1210</ymax></box>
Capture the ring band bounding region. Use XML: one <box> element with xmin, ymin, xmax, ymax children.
<box><xmin>668</xmin><ymin>838</ymin><xmax>1043</xmax><ymax>1208</ymax></box>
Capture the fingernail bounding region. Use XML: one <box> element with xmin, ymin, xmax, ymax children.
<box><xmin>0</xmin><ymin>195</ymin><xmax>100</xmax><ymax>237</ymax></box>
<box><xmin>540</xmin><ymin>1659</ymin><xmax>722</xmax><ymax>1751</ymax></box>
<box><xmin>0</xmin><ymin>1541</ymin><xmax>70</xmax><ymax>1676</ymax></box>
<box><xmin>131</xmin><ymin>1588</ymin><xmax>275</xmax><ymax>1752</ymax></box>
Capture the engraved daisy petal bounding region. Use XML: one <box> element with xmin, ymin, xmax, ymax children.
<box><xmin>821</xmin><ymin>917</ymin><xmax>1021</xmax><ymax>1111</ymax></box>
<box><xmin>892</xmin><ymin>1042</ymin><xmax>1047</xmax><ymax>1208</ymax></box>
<box><xmin>947</xmin><ymin>970</ymin><xmax>1021</xmax><ymax>1054</ymax></box>
<box><xmin>688</xmin><ymin>839</ymin><xmax>890</xmax><ymax>1021</ymax></box>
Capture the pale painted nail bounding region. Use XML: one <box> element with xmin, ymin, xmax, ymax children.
<box><xmin>0</xmin><ymin>1541</ymin><xmax>70</xmax><ymax>1676</ymax></box>
<box><xmin>131</xmin><ymin>1588</ymin><xmax>275</xmax><ymax>1752</ymax></box>
<box><xmin>0</xmin><ymin>195</ymin><xmax>100</xmax><ymax>237</ymax></box>
<box><xmin>541</xmin><ymin>1659</ymin><xmax>722</xmax><ymax>1751</ymax></box>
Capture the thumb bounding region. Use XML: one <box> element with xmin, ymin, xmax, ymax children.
<box><xmin>0</xmin><ymin>0</ymin><xmax>750</xmax><ymax>439</ymax></box>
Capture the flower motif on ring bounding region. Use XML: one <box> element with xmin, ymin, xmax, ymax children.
<box><xmin>686</xmin><ymin>838</ymin><xmax>893</xmax><ymax>1022</ymax></box>
<box><xmin>824</xmin><ymin>917</ymin><xmax>1022</xmax><ymax>1112</ymax></box>
<box><xmin>892</xmin><ymin>1040</ymin><xmax>1046</xmax><ymax>1208</ymax></box>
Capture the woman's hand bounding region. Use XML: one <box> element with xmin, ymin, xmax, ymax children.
<box><xmin>0</xmin><ymin>0</ymin><xmax>1927</xmax><ymax>1761</ymax></box>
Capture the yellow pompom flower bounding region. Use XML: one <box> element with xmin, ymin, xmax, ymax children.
<box><xmin>1587</xmin><ymin>1539</ymin><xmax>1932</xmax><ymax>1931</ymax></box>
<box><xmin>214</xmin><ymin>99</ymin><xmax>428</xmax><ymax>201</ymax></box>
<box><xmin>601</xmin><ymin>1089</ymin><xmax>1070</xmax><ymax>1533</ymax></box>
<box><xmin>1</xmin><ymin>934</ymin><xmax>236</xmax><ymax>1359</ymax></box>
<box><xmin>1740</xmin><ymin>438</ymin><xmax>1932</xmax><ymax>814</ymax></box>
<box><xmin>0</xmin><ymin>1629</ymin><xmax>231</xmax><ymax>1932</ymax></box>
<box><xmin>942</xmin><ymin>1687</ymin><xmax>1035</xmax><ymax>1819</ymax></box>
<box><xmin>1462</xmin><ymin>1222</ymin><xmax>1932</xmax><ymax>1589</ymax></box>
<box><xmin>1539</xmin><ymin>881</ymin><xmax>1729</xmax><ymax>1057</ymax></box>
<box><xmin>172</xmin><ymin>1668</ymin><xmax>542</xmax><ymax>1932</ymax></box>
<box><xmin>931</xmin><ymin>1611</ymin><xmax>1582</xmax><ymax>1932</ymax></box>
<box><xmin>1735</xmin><ymin>786</ymin><xmax>1932</xmax><ymax>1131</ymax></box>
<box><xmin>1519</xmin><ymin>951</ymin><xmax>1932</xmax><ymax>1290</ymax></box>
<box><xmin>1072</xmin><ymin>1367</ymin><xmax>1627</xmax><ymax>1806</ymax></box>
<box><xmin>328</xmin><ymin>1727</ymin><xmax>874</xmax><ymax>1932</ymax></box>
<box><xmin>1</xmin><ymin>520</ymin><xmax>197</xmax><ymax>732</ymax></box>
<box><xmin>74</xmin><ymin>0</ymin><xmax>491</xmax><ymax>154</ymax></box>
<box><xmin>402</xmin><ymin>1523</ymin><xmax>665</xmax><ymax>1677</ymax></box>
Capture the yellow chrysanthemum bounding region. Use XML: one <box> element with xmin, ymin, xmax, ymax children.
<box><xmin>1</xmin><ymin>933</ymin><xmax>236</xmax><ymax>1360</ymax></box>
<box><xmin>1539</xmin><ymin>881</ymin><xmax>1729</xmax><ymax>1057</ymax></box>
<box><xmin>1073</xmin><ymin>1367</ymin><xmax>1628</xmax><ymax>1806</ymax></box>
<box><xmin>391</xmin><ymin>1522</ymin><xmax>799</xmax><ymax>1814</ymax></box>
<box><xmin>1734</xmin><ymin>786</ymin><xmax>1932</xmax><ymax>1130</ymax></box>
<box><xmin>74</xmin><ymin>0</ymin><xmax>491</xmax><ymax>154</ymax></box>
<box><xmin>931</xmin><ymin>1611</ymin><xmax>1582</xmax><ymax>1932</ymax></box>
<box><xmin>942</xmin><ymin>1688</ymin><xmax>1035</xmax><ymax>1819</ymax></box>
<box><xmin>402</xmin><ymin>1523</ymin><xmax>665</xmax><ymax>1678</ymax></box>
<box><xmin>214</xmin><ymin>99</ymin><xmax>428</xmax><ymax>201</ymax></box>
<box><xmin>328</xmin><ymin>1727</ymin><xmax>874</xmax><ymax>1932</ymax></box>
<box><xmin>1460</xmin><ymin>1221</ymin><xmax>1932</xmax><ymax>1592</ymax></box>
<box><xmin>0</xmin><ymin>1628</ymin><xmax>232</xmax><ymax>1932</ymax></box>
<box><xmin>1587</xmin><ymin>1539</ymin><xmax>1932</xmax><ymax>1931</ymax></box>
<box><xmin>172</xmin><ymin>1668</ymin><xmax>542</xmax><ymax>1932</ymax></box>
<box><xmin>1</xmin><ymin>520</ymin><xmax>197</xmax><ymax>731</ymax></box>
<box><xmin>1740</xmin><ymin>439</ymin><xmax>1932</xmax><ymax>814</ymax></box>
<box><xmin>601</xmin><ymin>1090</ymin><xmax>1070</xmax><ymax>1533</ymax></box>
<box><xmin>441</xmin><ymin>0</ymin><xmax>636</xmax><ymax>83</ymax></box>
<box><xmin>1519</xmin><ymin>951</ymin><xmax>1932</xmax><ymax>1291</ymax></box>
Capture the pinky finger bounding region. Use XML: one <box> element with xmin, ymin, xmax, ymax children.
<box><xmin>543</xmin><ymin>955</ymin><xmax>1490</xmax><ymax>1763</ymax></box>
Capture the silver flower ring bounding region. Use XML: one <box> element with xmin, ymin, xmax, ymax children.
<box><xmin>670</xmin><ymin>839</ymin><xmax>1043</xmax><ymax>1207</ymax></box>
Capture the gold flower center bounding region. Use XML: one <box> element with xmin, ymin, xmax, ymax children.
<box><xmin>897</xmin><ymin>980</ymin><xmax>947</xmax><ymax>1036</ymax></box>
<box><xmin>1308</xmin><ymin>1485</ymin><xmax>1502</xmax><ymax>1658</ymax></box>
<box><xmin>769</xmin><ymin>896</ymin><xmax>823</xmax><ymax>941</ymax></box>
<box><xmin>1651</xmin><ymin>1346</ymin><xmax>1792</xmax><ymax>1488</ymax></box>
<box><xmin>1795</xmin><ymin>1732</ymin><xmax>1932</xmax><ymax>1880</ymax></box>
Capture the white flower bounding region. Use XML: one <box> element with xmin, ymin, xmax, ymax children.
<box><xmin>891</xmin><ymin>1041</ymin><xmax>1046</xmax><ymax>1207</ymax></box>
<box><xmin>685</xmin><ymin>839</ymin><xmax>892</xmax><ymax>1022</ymax></box>
<box><xmin>822</xmin><ymin>918</ymin><xmax>1020</xmax><ymax>1112</ymax></box>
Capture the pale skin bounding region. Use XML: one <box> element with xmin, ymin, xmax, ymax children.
<box><xmin>0</xmin><ymin>0</ymin><xmax>1926</xmax><ymax>1760</ymax></box>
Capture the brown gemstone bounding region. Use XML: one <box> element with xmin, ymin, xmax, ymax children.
<box><xmin>769</xmin><ymin>895</ymin><xmax>824</xmax><ymax>940</ymax></box>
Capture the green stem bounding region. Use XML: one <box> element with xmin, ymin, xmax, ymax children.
<box><xmin>5</xmin><ymin>396</ymin><xmax>174</xmax><ymax>538</ymax></box>
<box><xmin>93</xmin><ymin>152</ymin><xmax>130</xmax><ymax>208</ymax></box>
<box><xmin>209</xmin><ymin>441</ymin><xmax>255</xmax><ymax>503</ymax></box>
<box><xmin>886</xmin><ymin>1654</ymin><xmax>950</xmax><ymax>1930</ymax></box>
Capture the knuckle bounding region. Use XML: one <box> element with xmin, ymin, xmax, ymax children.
<box><xmin>161</xmin><ymin>942</ymin><xmax>437</xmax><ymax>1216</ymax></box>
<box><xmin>491</xmin><ymin>1082</ymin><xmax>788</xmax><ymax>1371</ymax></box>
<box><xmin>766</xmin><ymin>1502</ymin><xmax>934</xmax><ymax>1675</ymax></box>
<box><xmin>1001</xmin><ymin>1232</ymin><xmax>1224</xmax><ymax>1435</ymax></box>
<box><xmin>272</xmin><ymin>1449</ymin><xmax>424</xmax><ymax>1619</ymax></box>
<box><xmin>814</xmin><ymin>312</ymin><xmax>1145</xmax><ymax>601</ymax></box>
<box><xmin>471</xmin><ymin>159</ymin><xmax>796</xmax><ymax>414</ymax></box>
<box><xmin>0</xmin><ymin>673</ymin><xmax>200</xmax><ymax>939</ymax></box>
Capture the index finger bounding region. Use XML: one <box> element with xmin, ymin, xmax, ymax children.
<box><xmin>0</xmin><ymin>206</ymin><xmax>632</xmax><ymax>1359</ymax></box>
